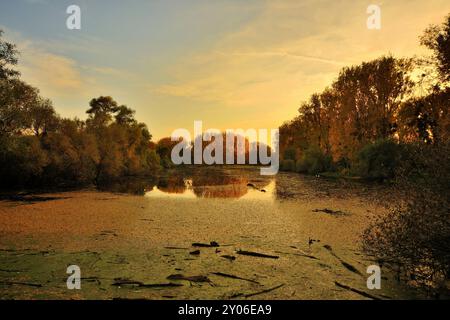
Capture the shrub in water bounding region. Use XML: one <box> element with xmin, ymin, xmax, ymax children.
<box><xmin>356</xmin><ymin>139</ymin><xmax>403</xmax><ymax>180</ymax></box>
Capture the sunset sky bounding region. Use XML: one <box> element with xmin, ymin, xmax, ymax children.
<box><xmin>1</xmin><ymin>0</ymin><xmax>449</xmax><ymax>140</ymax></box>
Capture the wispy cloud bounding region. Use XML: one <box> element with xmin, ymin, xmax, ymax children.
<box><xmin>2</xmin><ymin>0</ymin><xmax>450</xmax><ymax>139</ymax></box>
<box><xmin>148</xmin><ymin>0</ymin><xmax>360</xmax><ymax>110</ymax></box>
<box><xmin>150</xmin><ymin>0</ymin><xmax>450</xmax><ymax>117</ymax></box>
<box><xmin>15</xmin><ymin>39</ymin><xmax>89</xmax><ymax>100</ymax></box>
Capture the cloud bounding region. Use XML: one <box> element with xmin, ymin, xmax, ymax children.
<box><xmin>14</xmin><ymin>38</ymin><xmax>89</xmax><ymax>101</ymax></box>
<box><xmin>149</xmin><ymin>0</ymin><xmax>358</xmax><ymax>112</ymax></box>
<box><xmin>2</xmin><ymin>28</ymin><xmax>131</xmax><ymax>100</ymax></box>
<box><xmin>20</xmin><ymin>49</ymin><xmax>83</xmax><ymax>92</ymax></box>
<box><xmin>3</xmin><ymin>0</ymin><xmax>450</xmax><ymax>139</ymax></box>
<box><xmin>89</xmin><ymin>66</ymin><xmax>124</xmax><ymax>76</ymax></box>
<box><xmin>0</xmin><ymin>26</ymin><xmax>86</xmax><ymax>96</ymax></box>
<box><xmin>150</xmin><ymin>0</ymin><xmax>450</xmax><ymax>115</ymax></box>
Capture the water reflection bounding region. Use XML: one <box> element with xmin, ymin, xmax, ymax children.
<box><xmin>99</xmin><ymin>168</ymin><xmax>374</xmax><ymax>202</ymax></box>
<box><xmin>146</xmin><ymin>170</ymin><xmax>274</xmax><ymax>200</ymax></box>
<box><xmin>98</xmin><ymin>178</ymin><xmax>157</xmax><ymax>195</ymax></box>
<box><xmin>99</xmin><ymin>168</ymin><xmax>276</xmax><ymax>199</ymax></box>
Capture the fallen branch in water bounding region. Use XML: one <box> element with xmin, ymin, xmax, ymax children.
<box><xmin>192</xmin><ymin>241</ymin><xmax>219</xmax><ymax>248</ymax></box>
<box><xmin>112</xmin><ymin>278</ymin><xmax>183</xmax><ymax>288</ymax></box>
<box><xmin>340</xmin><ymin>261</ymin><xmax>363</xmax><ymax>275</ymax></box>
<box><xmin>139</xmin><ymin>283</ymin><xmax>183</xmax><ymax>288</ymax></box>
<box><xmin>0</xmin><ymin>281</ymin><xmax>42</xmax><ymax>288</ymax></box>
<box><xmin>275</xmin><ymin>250</ymin><xmax>318</xmax><ymax>260</ymax></box>
<box><xmin>334</xmin><ymin>281</ymin><xmax>381</xmax><ymax>300</ymax></box>
<box><xmin>167</xmin><ymin>274</ymin><xmax>211</xmax><ymax>283</ymax></box>
<box><xmin>221</xmin><ymin>255</ymin><xmax>236</xmax><ymax>261</ymax></box>
<box><xmin>312</xmin><ymin>208</ymin><xmax>349</xmax><ymax>216</ymax></box>
<box><xmin>81</xmin><ymin>276</ymin><xmax>102</xmax><ymax>285</ymax></box>
<box><xmin>231</xmin><ymin>284</ymin><xmax>285</xmax><ymax>298</ymax></box>
<box><xmin>0</xmin><ymin>268</ymin><xmax>26</xmax><ymax>273</ymax></box>
<box><xmin>323</xmin><ymin>245</ymin><xmax>363</xmax><ymax>276</ymax></box>
<box><xmin>211</xmin><ymin>272</ymin><xmax>260</xmax><ymax>284</ymax></box>
<box><xmin>236</xmin><ymin>250</ymin><xmax>279</xmax><ymax>259</ymax></box>
<box><xmin>112</xmin><ymin>297</ymin><xmax>150</xmax><ymax>300</ymax></box>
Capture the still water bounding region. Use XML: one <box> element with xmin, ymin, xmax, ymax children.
<box><xmin>0</xmin><ymin>167</ymin><xmax>417</xmax><ymax>299</ymax></box>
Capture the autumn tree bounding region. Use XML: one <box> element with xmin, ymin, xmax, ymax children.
<box><xmin>398</xmin><ymin>88</ymin><xmax>450</xmax><ymax>144</ymax></box>
<box><xmin>28</xmin><ymin>98</ymin><xmax>59</xmax><ymax>136</ymax></box>
<box><xmin>0</xmin><ymin>30</ymin><xmax>20</xmax><ymax>80</ymax></box>
<box><xmin>0</xmin><ymin>79</ymin><xmax>39</xmax><ymax>135</ymax></box>
<box><xmin>86</xmin><ymin>96</ymin><xmax>119</xmax><ymax>128</ymax></box>
<box><xmin>0</xmin><ymin>30</ymin><xmax>161</xmax><ymax>187</ymax></box>
<box><xmin>421</xmin><ymin>14</ymin><xmax>450</xmax><ymax>83</ymax></box>
<box><xmin>114</xmin><ymin>105</ymin><xmax>136</xmax><ymax>126</ymax></box>
<box><xmin>279</xmin><ymin>56</ymin><xmax>413</xmax><ymax>170</ymax></box>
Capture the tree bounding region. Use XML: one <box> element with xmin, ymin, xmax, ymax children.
<box><xmin>156</xmin><ymin>137</ymin><xmax>178</xmax><ymax>168</ymax></box>
<box><xmin>279</xmin><ymin>56</ymin><xmax>413</xmax><ymax>169</ymax></box>
<box><xmin>0</xmin><ymin>79</ymin><xmax>39</xmax><ymax>135</ymax></box>
<box><xmin>331</xmin><ymin>56</ymin><xmax>413</xmax><ymax>154</ymax></box>
<box><xmin>0</xmin><ymin>30</ymin><xmax>162</xmax><ymax>187</ymax></box>
<box><xmin>398</xmin><ymin>88</ymin><xmax>450</xmax><ymax>144</ymax></box>
<box><xmin>114</xmin><ymin>105</ymin><xmax>136</xmax><ymax>126</ymax></box>
<box><xmin>421</xmin><ymin>14</ymin><xmax>450</xmax><ymax>83</ymax></box>
<box><xmin>0</xmin><ymin>30</ymin><xmax>20</xmax><ymax>80</ymax></box>
<box><xmin>0</xmin><ymin>135</ymin><xmax>49</xmax><ymax>186</ymax></box>
<box><xmin>29</xmin><ymin>98</ymin><xmax>59</xmax><ymax>136</ymax></box>
<box><xmin>86</xmin><ymin>96</ymin><xmax>119</xmax><ymax>127</ymax></box>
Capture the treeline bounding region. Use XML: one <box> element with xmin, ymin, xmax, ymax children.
<box><xmin>279</xmin><ymin>15</ymin><xmax>450</xmax><ymax>180</ymax></box>
<box><xmin>156</xmin><ymin>134</ymin><xmax>271</xmax><ymax>168</ymax></box>
<box><xmin>280</xmin><ymin>13</ymin><xmax>450</xmax><ymax>296</ymax></box>
<box><xmin>0</xmin><ymin>31</ymin><xmax>163</xmax><ymax>188</ymax></box>
<box><xmin>0</xmin><ymin>28</ymin><xmax>270</xmax><ymax>189</ymax></box>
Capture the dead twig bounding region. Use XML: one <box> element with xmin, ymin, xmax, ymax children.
<box><xmin>231</xmin><ymin>284</ymin><xmax>285</xmax><ymax>298</ymax></box>
<box><xmin>211</xmin><ymin>272</ymin><xmax>260</xmax><ymax>284</ymax></box>
<box><xmin>221</xmin><ymin>255</ymin><xmax>236</xmax><ymax>261</ymax></box>
<box><xmin>275</xmin><ymin>250</ymin><xmax>318</xmax><ymax>260</ymax></box>
<box><xmin>323</xmin><ymin>245</ymin><xmax>363</xmax><ymax>276</ymax></box>
<box><xmin>192</xmin><ymin>241</ymin><xmax>219</xmax><ymax>248</ymax></box>
<box><xmin>166</xmin><ymin>274</ymin><xmax>211</xmax><ymax>283</ymax></box>
<box><xmin>236</xmin><ymin>250</ymin><xmax>279</xmax><ymax>259</ymax></box>
<box><xmin>312</xmin><ymin>208</ymin><xmax>349</xmax><ymax>216</ymax></box>
<box><xmin>334</xmin><ymin>281</ymin><xmax>381</xmax><ymax>300</ymax></box>
<box><xmin>112</xmin><ymin>278</ymin><xmax>183</xmax><ymax>288</ymax></box>
<box><xmin>0</xmin><ymin>281</ymin><xmax>42</xmax><ymax>288</ymax></box>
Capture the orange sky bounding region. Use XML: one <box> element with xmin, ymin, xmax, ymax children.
<box><xmin>1</xmin><ymin>0</ymin><xmax>450</xmax><ymax>140</ymax></box>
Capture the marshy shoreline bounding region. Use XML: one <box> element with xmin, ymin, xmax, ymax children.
<box><xmin>0</xmin><ymin>167</ymin><xmax>419</xmax><ymax>300</ymax></box>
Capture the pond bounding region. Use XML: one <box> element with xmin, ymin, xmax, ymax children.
<box><xmin>0</xmin><ymin>167</ymin><xmax>418</xmax><ymax>299</ymax></box>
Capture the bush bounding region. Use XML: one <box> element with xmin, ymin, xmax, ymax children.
<box><xmin>295</xmin><ymin>159</ymin><xmax>306</xmax><ymax>173</ymax></box>
<box><xmin>335</xmin><ymin>156</ymin><xmax>351</xmax><ymax>170</ymax></box>
<box><xmin>296</xmin><ymin>146</ymin><xmax>333</xmax><ymax>174</ymax></box>
<box><xmin>355</xmin><ymin>139</ymin><xmax>403</xmax><ymax>180</ymax></box>
<box><xmin>280</xmin><ymin>159</ymin><xmax>296</xmax><ymax>172</ymax></box>
<box><xmin>364</xmin><ymin>191</ymin><xmax>450</xmax><ymax>296</ymax></box>
<box><xmin>283</xmin><ymin>147</ymin><xmax>297</xmax><ymax>161</ymax></box>
<box><xmin>363</xmin><ymin>141</ymin><xmax>450</xmax><ymax>297</ymax></box>
<box><xmin>0</xmin><ymin>136</ymin><xmax>49</xmax><ymax>187</ymax></box>
<box><xmin>160</xmin><ymin>156</ymin><xmax>175</xmax><ymax>169</ymax></box>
